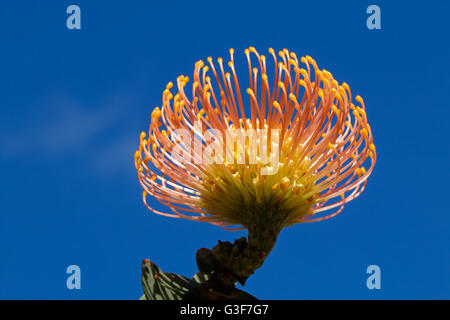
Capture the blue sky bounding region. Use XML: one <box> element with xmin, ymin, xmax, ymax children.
<box><xmin>0</xmin><ymin>1</ymin><xmax>449</xmax><ymax>299</ymax></box>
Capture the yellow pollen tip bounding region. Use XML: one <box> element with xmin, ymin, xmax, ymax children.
<box><xmin>279</xmin><ymin>177</ymin><xmax>291</xmax><ymax>190</ymax></box>
<box><xmin>293</xmin><ymin>184</ymin><xmax>305</xmax><ymax>195</ymax></box>
<box><xmin>134</xmin><ymin>150</ymin><xmax>140</xmax><ymax>160</ymax></box>
<box><xmin>356</xmin><ymin>95</ymin><xmax>364</xmax><ymax>104</ymax></box>
<box><xmin>331</xmin><ymin>105</ymin><xmax>340</xmax><ymax>115</ymax></box>
<box><xmin>273</xmin><ymin>101</ymin><xmax>281</xmax><ymax>110</ymax></box>
<box><xmin>289</xmin><ymin>93</ymin><xmax>297</xmax><ymax>102</ymax></box>
<box><xmin>361</xmin><ymin>128</ymin><xmax>369</xmax><ymax>139</ymax></box>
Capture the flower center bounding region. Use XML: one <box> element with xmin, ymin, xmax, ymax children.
<box><xmin>199</xmin><ymin>121</ymin><xmax>318</xmax><ymax>229</ymax></box>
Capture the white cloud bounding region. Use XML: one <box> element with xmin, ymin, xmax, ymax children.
<box><xmin>1</xmin><ymin>92</ymin><xmax>140</xmax><ymax>177</ymax></box>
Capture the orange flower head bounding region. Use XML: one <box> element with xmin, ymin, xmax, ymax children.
<box><xmin>135</xmin><ymin>47</ymin><xmax>376</xmax><ymax>231</ymax></box>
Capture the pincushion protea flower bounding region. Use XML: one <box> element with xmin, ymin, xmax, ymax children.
<box><xmin>135</xmin><ymin>47</ymin><xmax>376</xmax><ymax>282</ymax></box>
<box><xmin>135</xmin><ymin>47</ymin><xmax>376</xmax><ymax>229</ymax></box>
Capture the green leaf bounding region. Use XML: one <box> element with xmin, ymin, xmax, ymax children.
<box><xmin>141</xmin><ymin>259</ymin><xmax>201</xmax><ymax>300</ymax></box>
<box><xmin>141</xmin><ymin>259</ymin><xmax>258</xmax><ymax>300</ymax></box>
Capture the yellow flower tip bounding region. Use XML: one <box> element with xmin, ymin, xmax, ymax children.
<box><xmin>134</xmin><ymin>150</ymin><xmax>140</xmax><ymax>160</ymax></box>
<box><xmin>273</xmin><ymin>101</ymin><xmax>281</xmax><ymax>110</ymax></box>
<box><xmin>151</xmin><ymin>107</ymin><xmax>161</xmax><ymax>121</ymax></box>
<box><xmin>293</xmin><ymin>184</ymin><xmax>305</xmax><ymax>196</ymax></box>
<box><xmin>356</xmin><ymin>168</ymin><xmax>362</xmax><ymax>178</ymax></box>
<box><xmin>279</xmin><ymin>177</ymin><xmax>291</xmax><ymax>191</ymax></box>
<box><xmin>360</xmin><ymin>128</ymin><xmax>369</xmax><ymax>139</ymax></box>
<box><xmin>331</xmin><ymin>105</ymin><xmax>340</xmax><ymax>115</ymax></box>
<box><xmin>289</xmin><ymin>93</ymin><xmax>297</xmax><ymax>102</ymax></box>
<box><xmin>299</xmin><ymin>79</ymin><xmax>307</xmax><ymax>88</ymax></box>
<box><xmin>142</xmin><ymin>190</ymin><xmax>147</xmax><ymax>199</ymax></box>
<box><xmin>356</xmin><ymin>95</ymin><xmax>364</xmax><ymax>104</ymax></box>
<box><xmin>166</xmin><ymin>82</ymin><xmax>173</xmax><ymax>89</ymax></box>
